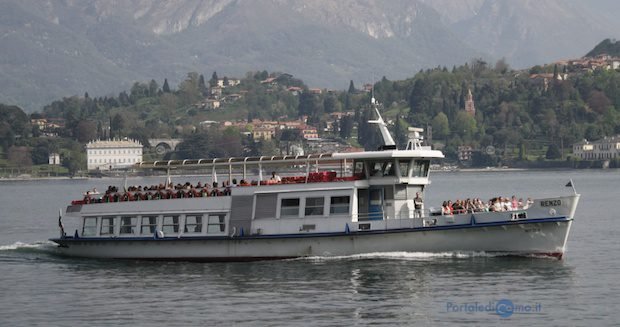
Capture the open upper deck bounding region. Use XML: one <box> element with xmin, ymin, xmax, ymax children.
<box><xmin>133</xmin><ymin>147</ymin><xmax>444</xmax><ymax>171</ymax></box>
<box><xmin>71</xmin><ymin>147</ymin><xmax>443</xmax><ymax>207</ymax></box>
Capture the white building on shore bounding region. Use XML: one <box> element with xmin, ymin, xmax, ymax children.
<box><xmin>573</xmin><ymin>136</ymin><xmax>620</xmax><ymax>160</ymax></box>
<box><xmin>86</xmin><ymin>139</ymin><xmax>143</xmax><ymax>171</ymax></box>
<box><xmin>48</xmin><ymin>153</ymin><xmax>61</xmax><ymax>165</ymax></box>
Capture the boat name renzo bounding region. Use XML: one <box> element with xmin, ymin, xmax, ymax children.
<box><xmin>540</xmin><ymin>200</ymin><xmax>562</xmax><ymax>207</ymax></box>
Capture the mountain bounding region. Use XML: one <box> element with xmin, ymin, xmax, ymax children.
<box><xmin>586</xmin><ymin>39</ymin><xmax>620</xmax><ymax>57</ymax></box>
<box><xmin>1</xmin><ymin>0</ymin><xmax>619</xmax><ymax>112</ymax></box>
<box><xmin>446</xmin><ymin>0</ymin><xmax>620</xmax><ymax>67</ymax></box>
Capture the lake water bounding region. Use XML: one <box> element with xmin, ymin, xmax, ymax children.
<box><xmin>0</xmin><ymin>170</ymin><xmax>618</xmax><ymax>325</ymax></box>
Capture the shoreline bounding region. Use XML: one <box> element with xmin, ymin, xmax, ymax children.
<box><xmin>0</xmin><ymin>176</ymin><xmax>89</xmax><ymax>182</ymax></box>
<box><xmin>1</xmin><ymin>166</ymin><xmax>617</xmax><ymax>181</ymax></box>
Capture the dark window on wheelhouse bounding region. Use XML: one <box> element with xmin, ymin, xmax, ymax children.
<box><xmin>353</xmin><ymin>161</ymin><xmax>365</xmax><ymax>179</ymax></box>
<box><xmin>412</xmin><ymin>160</ymin><xmax>430</xmax><ymax>177</ymax></box>
<box><xmin>398</xmin><ymin>160</ymin><xmax>411</xmax><ymax>177</ymax></box>
<box><xmin>368</xmin><ymin>160</ymin><xmax>396</xmax><ymax>177</ymax></box>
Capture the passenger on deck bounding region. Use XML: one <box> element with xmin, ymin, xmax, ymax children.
<box><xmin>493</xmin><ymin>198</ymin><xmax>503</xmax><ymax>212</ymax></box>
<box><xmin>452</xmin><ymin>200</ymin><xmax>464</xmax><ymax>215</ymax></box>
<box><xmin>523</xmin><ymin>197</ymin><xmax>534</xmax><ymax>209</ymax></box>
<box><xmin>476</xmin><ymin>198</ymin><xmax>488</xmax><ymax>212</ymax></box>
<box><xmin>270</xmin><ymin>171</ymin><xmax>282</xmax><ymax>183</ymax></box>
<box><xmin>413</xmin><ymin>192</ymin><xmax>424</xmax><ymax>218</ymax></box>
<box><xmin>502</xmin><ymin>197</ymin><xmax>512</xmax><ymax>211</ymax></box>
<box><xmin>85</xmin><ymin>188</ymin><xmax>99</xmax><ymax>196</ymax></box>
<box><xmin>442</xmin><ymin>201</ymin><xmax>453</xmax><ymax>215</ymax></box>
<box><xmin>511</xmin><ymin>195</ymin><xmax>518</xmax><ymax>210</ymax></box>
<box><xmin>465</xmin><ymin>198</ymin><xmax>474</xmax><ymax>213</ymax></box>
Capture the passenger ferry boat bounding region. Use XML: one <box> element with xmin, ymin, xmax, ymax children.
<box><xmin>50</xmin><ymin>104</ymin><xmax>580</xmax><ymax>261</ymax></box>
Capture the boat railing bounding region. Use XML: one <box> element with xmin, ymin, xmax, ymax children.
<box><xmin>72</xmin><ymin>187</ymin><xmax>231</xmax><ymax>205</ymax></box>
<box><xmin>356</xmin><ymin>209</ymin><xmax>431</xmax><ymax>221</ymax></box>
<box><xmin>71</xmin><ymin>172</ymin><xmax>366</xmax><ymax>206</ymax></box>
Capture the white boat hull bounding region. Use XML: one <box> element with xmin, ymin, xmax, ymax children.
<box><xmin>52</xmin><ymin>218</ymin><xmax>572</xmax><ymax>260</ymax></box>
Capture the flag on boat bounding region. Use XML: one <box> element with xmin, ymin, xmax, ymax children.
<box><xmin>58</xmin><ymin>209</ymin><xmax>65</xmax><ymax>237</ymax></box>
<box><xmin>565</xmin><ymin>179</ymin><xmax>577</xmax><ymax>194</ymax></box>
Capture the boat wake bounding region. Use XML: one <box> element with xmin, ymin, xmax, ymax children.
<box><xmin>295</xmin><ymin>251</ymin><xmax>501</xmax><ymax>262</ymax></box>
<box><xmin>0</xmin><ymin>241</ymin><xmax>59</xmax><ymax>253</ymax></box>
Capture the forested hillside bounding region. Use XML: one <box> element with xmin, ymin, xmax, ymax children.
<box><xmin>2</xmin><ymin>57</ymin><xmax>620</xmax><ymax>175</ymax></box>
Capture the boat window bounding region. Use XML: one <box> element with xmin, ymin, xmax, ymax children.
<box><xmin>120</xmin><ymin>216</ymin><xmax>137</xmax><ymax>235</ymax></box>
<box><xmin>369</xmin><ymin>189</ymin><xmax>382</xmax><ymax>206</ymax></box>
<box><xmin>399</xmin><ymin>160</ymin><xmax>411</xmax><ymax>177</ymax></box>
<box><xmin>207</xmin><ymin>214</ymin><xmax>226</xmax><ymax>234</ymax></box>
<box><xmin>82</xmin><ymin>217</ymin><xmax>97</xmax><ymax>236</ymax></box>
<box><xmin>369</xmin><ymin>161</ymin><xmax>382</xmax><ymax>177</ymax></box>
<box><xmin>100</xmin><ymin>216</ymin><xmax>115</xmax><ymax>236</ymax></box>
<box><xmin>353</xmin><ymin>161</ymin><xmax>365</xmax><ymax>179</ymax></box>
<box><xmin>140</xmin><ymin>216</ymin><xmax>157</xmax><ymax>235</ymax></box>
<box><xmin>281</xmin><ymin>198</ymin><xmax>300</xmax><ymax>217</ymax></box>
<box><xmin>384</xmin><ymin>186</ymin><xmax>394</xmax><ymax>200</ymax></box>
<box><xmin>185</xmin><ymin>214</ymin><xmax>203</xmax><ymax>233</ymax></box>
<box><xmin>368</xmin><ymin>160</ymin><xmax>396</xmax><ymax>177</ymax></box>
<box><xmin>412</xmin><ymin>160</ymin><xmax>430</xmax><ymax>177</ymax></box>
<box><xmin>383</xmin><ymin>161</ymin><xmax>395</xmax><ymax>176</ymax></box>
<box><xmin>162</xmin><ymin>215</ymin><xmax>179</xmax><ymax>234</ymax></box>
<box><xmin>394</xmin><ymin>185</ymin><xmax>407</xmax><ymax>200</ymax></box>
<box><xmin>330</xmin><ymin>196</ymin><xmax>350</xmax><ymax>215</ymax></box>
<box><xmin>255</xmin><ymin>193</ymin><xmax>278</xmax><ymax>219</ymax></box>
<box><xmin>305</xmin><ymin>197</ymin><xmax>325</xmax><ymax>216</ymax></box>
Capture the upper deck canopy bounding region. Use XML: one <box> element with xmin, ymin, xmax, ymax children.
<box><xmin>134</xmin><ymin>148</ymin><xmax>444</xmax><ymax>170</ymax></box>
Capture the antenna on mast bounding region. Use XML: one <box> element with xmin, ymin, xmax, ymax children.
<box><xmin>367</xmin><ymin>92</ymin><xmax>396</xmax><ymax>150</ymax></box>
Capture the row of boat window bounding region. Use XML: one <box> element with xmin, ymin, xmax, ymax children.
<box><xmin>82</xmin><ymin>214</ymin><xmax>226</xmax><ymax>237</ymax></box>
<box><xmin>280</xmin><ymin>195</ymin><xmax>350</xmax><ymax>217</ymax></box>
<box><xmin>356</xmin><ymin>159</ymin><xmax>429</xmax><ymax>178</ymax></box>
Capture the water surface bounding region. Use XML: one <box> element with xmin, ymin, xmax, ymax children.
<box><xmin>0</xmin><ymin>170</ymin><xmax>618</xmax><ymax>325</ymax></box>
